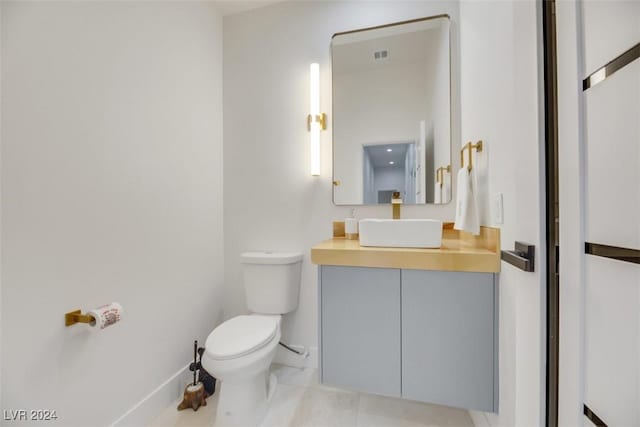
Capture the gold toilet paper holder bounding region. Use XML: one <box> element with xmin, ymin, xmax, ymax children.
<box><xmin>65</xmin><ymin>310</ymin><xmax>96</xmax><ymax>327</ymax></box>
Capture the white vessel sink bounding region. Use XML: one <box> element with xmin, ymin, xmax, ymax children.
<box><xmin>358</xmin><ymin>219</ymin><xmax>443</xmax><ymax>248</ymax></box>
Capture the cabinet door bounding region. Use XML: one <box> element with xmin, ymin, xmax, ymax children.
<box><xmin>320</xmin><ymin>266</ymin><xmax>401</xmax><ymax>397</ymax></box>
<box><xmin>402</xmin><ymin>270</ymin><xmax>497</xmax><ymax>412</ymax></box>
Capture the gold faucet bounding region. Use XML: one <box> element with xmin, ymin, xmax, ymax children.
<box><xmin>391</xmin><ymin>191</ymin><xmax>402</xmax><ymax>219</ymax></box>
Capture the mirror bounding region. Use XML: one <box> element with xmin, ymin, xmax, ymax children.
<box><xmin>332</xmin><ymin>16</ymin><xmax>452</xmax><ymax>205</ymax></box>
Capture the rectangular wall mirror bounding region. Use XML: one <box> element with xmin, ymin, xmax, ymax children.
<box><xmin>332</xmin><ymin>15</ymin><xmax>452</xmax><ymax>205</ymax></box>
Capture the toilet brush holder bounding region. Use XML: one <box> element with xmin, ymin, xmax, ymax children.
<box><xmin>177</xmin><ymin>382</ymin><xmax>207</xmax><ymax>412</ymax></box>
<box><xmin>177</xmin><ymin>340</ymin><xmax>208</xmax><ymax>412</ymax></box>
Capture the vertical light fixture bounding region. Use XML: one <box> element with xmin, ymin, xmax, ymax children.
<box><xmin>308</xmin><ymin>63</ymin><xmax>326</xmax><ymax>176</ymax></box>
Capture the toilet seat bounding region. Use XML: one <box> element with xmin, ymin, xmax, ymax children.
<box><xmin>205</xmin><ymin>315</ymin><xmax>278</xmax><ymax>361</ymax></box>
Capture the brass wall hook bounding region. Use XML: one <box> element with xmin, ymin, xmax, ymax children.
<box><xmin>460</xmin><ymin>140</ymin><xmax>483</xmax><ymax>171</ymax></box>
<box><xmin>436</xmin><ymin>165</ymin><xmax>451</xmax><ymax>187</ymax></box>
<box><xmin>65</xmin><ymin>310</ymin><xmax>96</xmax><ymax>327</ymax></box>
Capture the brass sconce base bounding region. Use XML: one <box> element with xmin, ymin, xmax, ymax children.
<box><xmin>307</xmin><ymin>113</ymin><xmax>327</xmax><ymax>131</ymax></box>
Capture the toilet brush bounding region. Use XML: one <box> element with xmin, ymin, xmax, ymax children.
<box><xmin>177</xmin><ymin>341</ymin><xmax>207</xmax><ymax>411</ymax></box>
<box><xmin>193</xmin><ymin>340</ymin><xmax>197</xmax><ymax>386</ymax></box>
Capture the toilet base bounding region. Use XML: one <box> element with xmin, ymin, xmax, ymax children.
<box><xmin>214</xmin><ymin>372</ymin><xmax>278</xmax><ymax>427</ymax></box>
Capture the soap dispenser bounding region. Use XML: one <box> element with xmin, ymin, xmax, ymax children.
<box><xmin>345</xmin><ymin>208</ymin><xmax>358</xmax><ymax>240</ymax></box>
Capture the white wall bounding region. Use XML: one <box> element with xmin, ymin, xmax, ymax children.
<box><xmin>1</xmin><ymin>2</ymin><xmax>224</xmax><ymax>425</ymax></box>
<box><xmin>223</xmin><ymin>0</ymin><xmax>459</xmax><ymax>365</ymax></box>
<box><xmin>0</xmin><ymin>1</ymin><xmax>3</xmax><ymax>412</ymax></box>
<box><xmin>459</xmin><ymin>1</ymin><xmax>544</xmax><ymax>426</ymax></box>
<box><xmin>373</xmin><ymin>166</ymin><xmax>405</xmax><ymax>198</ymax></box>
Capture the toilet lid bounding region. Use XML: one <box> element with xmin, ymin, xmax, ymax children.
<box><xmin>205</xmin><ymin>315</ymin><xmax>278</xmax><ymax>360</ymax></box>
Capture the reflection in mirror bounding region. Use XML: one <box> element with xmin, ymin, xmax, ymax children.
<box><xmin>363</xmin><ymin>142</ymin><xmax>416</xmax><ymax>204</ymax></box>
<box><xmin>332</xmin><ymin>16</ymin><xmax>452</xmax><ymax>205</ymax></box>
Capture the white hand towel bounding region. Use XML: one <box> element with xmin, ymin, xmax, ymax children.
<box><xmin>434</xmin><ymin>181</ymin><xmax>442</xmax><ymax>204</ymax></box>
<box><xmin>454</xmin><ymin>167</ymin><xmax>480</xmax><ymax>235</ymax></box>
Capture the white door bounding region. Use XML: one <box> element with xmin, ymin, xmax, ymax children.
<box><xmin>558</xmin><ymin>1</ymin><xmax>640</xmax><ymax>426</ymax></box>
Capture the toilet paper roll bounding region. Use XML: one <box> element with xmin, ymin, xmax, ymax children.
<box><xmin>87</xmin><ymin>302</ymin><xmax>124</xmax><ymax>330</ymax></box>
<box><xmin>345</xmin><ymin>218</ymin><xmax>358</xmax><ymax>234</ymax></box>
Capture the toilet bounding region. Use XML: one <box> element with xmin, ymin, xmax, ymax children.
<box><xmin>202</xmin><ymin>251</ymin><xmax>303</xmax><ymax>427</ymax></box>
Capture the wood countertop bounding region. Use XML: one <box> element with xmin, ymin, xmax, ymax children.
<box><xmin>311</xmin><ymin>226</ymin><xmax>501</xmax><ymax>273</ymax></box>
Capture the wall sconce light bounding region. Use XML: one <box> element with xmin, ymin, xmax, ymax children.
<box><xmin>308</xmin><ymin>63</ymin><xmax>326</xmax><ymax>176</ymax></box>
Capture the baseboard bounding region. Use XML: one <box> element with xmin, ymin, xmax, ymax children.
<box><xmin>273</xmin><ymin>345</ymin><xmax>318</xmax><ymax>369</ymax></box>
<box><xmin>469</xmin><ymin>410</ymin><xmax>491</xmax><ymax>427</ymax></box>
<box><xmin>110</xmin><ymin>345</ymin><xmax>316</xmax><ymax>426</ymax></box>
<box><xmin>110</xmin><ymin>363</ymin><xmax>191</xmax><ymax>427</ymax></box>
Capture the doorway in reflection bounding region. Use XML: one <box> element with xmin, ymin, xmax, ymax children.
<box><xmin>363</xmin><ymin>142</ymin><xmax>418</xmax><ymax>204</ymax></box>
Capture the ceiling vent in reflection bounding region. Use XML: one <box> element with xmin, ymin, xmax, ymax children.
<box><xmin>373</xmin><ymin>49</ymin><xmax>389</xmax><ymax>61</ymax></box>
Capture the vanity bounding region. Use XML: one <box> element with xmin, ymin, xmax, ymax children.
<box><xmin>311</xmin><ymin>226</ymin><xmax>500</xmax><ymax>413</ymax></box>
<box><xmin>318</xmin><ymin>12</ymin><xmax>500</xmax><ymax>414</ymax></box>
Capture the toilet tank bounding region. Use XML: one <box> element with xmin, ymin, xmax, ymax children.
<box><xmin>241</xmin><ymin>251</ymin><xmax>303</xmax><ymax>314</ymax></box>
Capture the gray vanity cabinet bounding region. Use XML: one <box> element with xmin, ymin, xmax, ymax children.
<box><xmin>401</xmin><ymin>270</ymin><xmax>497</xmax><ymax>412</ymax></box>
<box><xmin>318</xmin><ymin>265</ymin><xmax>498</xmax><ymax>412</ymax></box>
<box><xmin>320</xmin><ymin>266</ymin><xmax>401</xmax><ymax>397</ymax></box>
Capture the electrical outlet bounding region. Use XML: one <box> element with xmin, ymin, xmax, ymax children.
<box><xmin>493</xmin><ymin>193</ymin><xmax>504</xmax><ymax>224</ymax></box>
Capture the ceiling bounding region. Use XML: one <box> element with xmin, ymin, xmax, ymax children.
<box><xmin>215</xmin><ymin>0</ymin><xmax>285</xmax><ymax>16</ymax></box>
<box><xmin>364</xmin><ymin>143</ymin><xmax>411</xmax><ymax>168</ymax></box>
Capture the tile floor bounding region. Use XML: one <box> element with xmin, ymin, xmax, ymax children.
<box><xmin>149</xmin><ymin>364</ymin><xmax>475</xmax><ymax>427</ymax></box>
